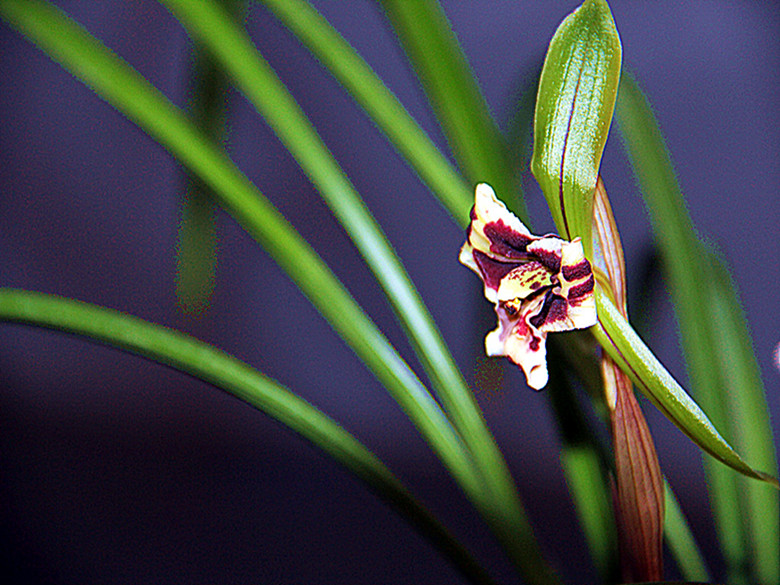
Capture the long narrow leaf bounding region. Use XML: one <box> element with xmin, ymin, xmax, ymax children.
<box><xmin>545</xmin><ymin>340</ymin><xmax>618</xmax><ymax>582</ymax></box>
<box><xmin>379</xmin><ymin>0</ymin><xmax>525</xmax><ymax>220</ymax></box>
<box><xmin>663</xmin><ymin>480</ymin><xmax>711</xmax><ymax>583</ymax></box>
<box><xmin>593</xmin><ymin>287</ymin><xmax>778</xmax><ymax>488</ymax></box>
<box><xmin>559</xmin><ymin>445</ymin><xmax>617</xmax><ymax>581</ymax></box>
<box><xmin>156</xmin><ymin>2</ymin><xmax>559</xmax><ymax>582</ymax></box>
<box><xmin>0</xmin><ymin>288</ymin><xmax>498</xmax><ymax>585</ymax></box>
<box><xmin>256</xmin><ymin>0</ymin><xmax>472</xmax><ymax>224</ymax></box>
<box><xmin>706</xmin><ymin>252</ymin><xmax>779</xmax><ymax>583</ymax></box>
<box><xmin>255</xmin><ymin>7</ymin><xmax>625</xmax><ymax>577</ymax></box>
<box><xmin>0</xmin><ymin>0</ymin><xmax>485</xmax><ymax>514</ymax></box>
<box><xmin>616</xmin><ymin>72</ymin><xmax>778</xmax><ymax>583</ymax></box>
<box><xmin>175</xmin><ymin>26</ymin><xmax>230</xmax><ymax>313</ymax></box>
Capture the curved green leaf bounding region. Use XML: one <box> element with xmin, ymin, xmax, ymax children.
<box><xmin>593</xmin><ymin>287</ymin><xmax>778</xmax><ymax>488</ymax></box>
<box><xmin>256</xmin><ymin>0</ymin><xmax>472</xmax><ymax>224</ymax></box>
<box><xmin>0</xmin><ymin>288</ymin><xmax>498</xmax><ymax>585</ymax></box>
<box><xmin>531</xmin><ymin>0</ymin><xmax>621</xmax><ymax>248</ymax></box>
<box><xmin>379</xmin><ymin>0</ymin><xmax>525</xmax><ymax>219</ymax></box>
<box><xmin>664</xmin><ymin>480</ymin><xmax>711</xmax><ymax>583</ymax></box>
<box><xmin>0</xmin><ymin>2</ymin><xmax>561</xmax><ymax>582</ymax></box>
<box><xmin>616</xmin><ymin>72</ymin><xmax>778</xmax><ymax>583</ymax></box>
<box><xmin>0</xmin><ymin>0</ymin><xmax>484</xmax><ymax>512</ymax></box>
<box><xmin>560</xmin><ymin>446</ymin><xmax>617</xmax><ymax>581</ymax></box>
<box><xmin>157</xmin><ymin>2</ymin><xmax>558</xmax><ymax>581</ymax></box>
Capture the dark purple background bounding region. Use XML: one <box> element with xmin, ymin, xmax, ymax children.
<box><xmin>1</xmin><ymin>1</ymin><xmax>778</xmax><ymax>583</ymax></box>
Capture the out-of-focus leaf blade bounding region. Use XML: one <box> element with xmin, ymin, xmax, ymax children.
<box><xmin>706</xmin><ymin>250</ymin><xmax>779</xmax><ymax>583</ymax></box>
<box><xmin>257</xmin><ymin>0</ymin><xmax>472</xmax><ymax>224</ymax></box>
<box><xmin>531</xmin><ymin>0</ymin><xmax>621</xmax><ymax>248</ymax></box>
<box><xmin>593</xmin><ymin>287</ymin><xmax>778</xmax><ymax>488</ymax></box>
<box><xmin>560</xmin><ymin>446</ymin><xmax>617</xmax><ymax>581</ymax></box>
<box><xmin>546</xmin><ymin>342</ymin><xmax>618</xmax><ymax>582</ymax></box>
<box><xmin>379</xmin><ymin>0</ymin><xmax>525</xmax><ymax>219</ymax></box>
<box><xmin>616</xmin><ymin>71</ymin><xmax>778</xmax><ymax>583</ymax></box>
<box><xmin>175</xmin><ymin>26</ymin><xmax>230</xmax><ymax>314</ymax></box>
<box><xmin>0</xmin><ymin>288</ymin><xmax>498</xmax><ymax>585</ymax></box>
<box><xmin>663</xmin><ymin>481</ymin><xmax>711</xmax><ymax>583</ymax></box>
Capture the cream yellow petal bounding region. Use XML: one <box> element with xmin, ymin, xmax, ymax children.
<box><xmin>485</xmin><ymin>296</ymin><xmax>550</xmax><ymax>390</ymax></box>
<box><xmin>496</xmin><ymin>262</ymin><xmax>554</xmax><ymax>302</ymax></box>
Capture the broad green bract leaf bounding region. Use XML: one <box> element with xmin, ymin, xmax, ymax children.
<box><xmin>532</xmin><ymin>0</ymin><xmax>777</xmax><ymax>491</ymax></box>
<box><xmin>531</xmin><ymin>0</ymin><xmax>621</xmax><ymax>249</ymax></box>
<box><xmin>593</xmin><ymin>288</ymin><xmax>778</xmax><ymax>488</ymax></box>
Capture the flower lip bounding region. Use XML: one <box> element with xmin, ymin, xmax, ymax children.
<box><xmin>460</xmin><ymin>183</ymin><xmax>597</xmax><ymax>390</ymax></box>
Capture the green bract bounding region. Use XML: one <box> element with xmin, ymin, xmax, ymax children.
<box><xmin>531</xmin><ymin>0</ymin><xmax>621</xmax><ymax>251</ymax></box>
<box><xmin>530</xmin><ymin>0</ymin><xmax>777</xmax><ymax>491</ymax></box>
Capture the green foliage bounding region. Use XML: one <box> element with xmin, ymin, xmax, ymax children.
<box><xmin>616</xmin><ymin>72</ymin><xmax>779</xmax><ymax>584</ymax></box>
<box><xmin>531</xmin><ymin>0</ymin><xmax>621</xmax><ymax>248</ymax></box>
<box><xmin>0</xmin><ymin>0</ymin><xmax>775</xmax><ymax>583</ymax></box>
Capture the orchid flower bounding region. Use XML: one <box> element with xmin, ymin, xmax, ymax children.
<box><xmin>459</xmin><ymin>183</ymin><xmax>597</xmax><ymax>390</ymax></box>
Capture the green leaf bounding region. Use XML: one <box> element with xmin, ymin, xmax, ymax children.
<box><xmin>663</xmin><ymin>481</ymin><xmax>711</xmax><ymax>583</ymax></box>
<box><xmin>531</xmin><ymin>0</ymin><xmax>621</xmax><ymax>248</ymax></box>
<box><xmin>0</xmin><ymin>288</ymin><xmax>498</xmax><ymax>585</ymax></box>
<box><xmin>379</xmin><ymin>0</ymin><xmax>525</xmax><ymax>220</ymax></box>
<box><xmin>593</xmin><ymin>287</ymin><xmax>778</xmax><ymax>489</ymax></box>
<box><xmin>157</xmin><ymin>2</ymin><xmax>558</xmax><ymax>581</ymax></box>
<box><xmin>560</xmin><ymin>446</ymin><xmax>617</xmax><ymax>581</ymax></box>
<box><xmin>256</xmin><ymin>0</ymin><xmax>472</xmax><ymax>224</ymax></box>
<box><xmin>0</xmin><ymin>0</ymin><xmax>484</xmax><ymax>516</ymax></box>
<box><xmin>175</xmin><ymin>180</ymin><xmax>217</xmax><ymax>314</ymax></box>
<box><xmin>545</xmin><ymin>343</ymin><xmax>618</xmax><ymax>581</ymax></box>
<box><xmin>175</xmin><ymin>35</ymin><xmax>228</xmax><ymax>314</ymax></box>
<box><xmin>616</xmin><ymin>72</ymin><xmax>778</xmax><ymax>583</ymax></box>
<box><xmin>0</xmin><ymin>2</ymin><xmax>560</xmax><ymax>582</ymax></box>
<box><xmin>706</xmin><ymin>253</ymin><xmax>779</xmax><ymax>583</ymax></box>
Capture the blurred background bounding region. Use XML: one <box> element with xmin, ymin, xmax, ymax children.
<box><xmin>1</xmin><ymin>1</ymin><xmax>778</xmax><ymax>583</ymax></box>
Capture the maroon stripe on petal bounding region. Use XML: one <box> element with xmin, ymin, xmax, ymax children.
<box><xmin>483</xmin><ymin>219</ymin><xmax>533</xmax><ymax>258</ymax></box>
<box><xmin>567</xmin><ymin>275</ymin><xmax>594</xmax><ymax>300</ymax></box>
<box><xmin>562</xmin><ymin>259</ymin><xmax>592</xmax><ymax>281</ymax></box>
<box><xmin>473</xmin><ymin>250</ymin><xmax>520</xmax><ymax>291</ymax></box>
<box><xmin>532</xmin><ymin>248</ymin><xmax>561</xmax><ymax>273</ymax></box>
<box><xmin>529</xmin><ymin>292</ymin><xmax>568</xmax><ymax>329</ymax></box>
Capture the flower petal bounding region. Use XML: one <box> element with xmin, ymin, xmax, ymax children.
<box><xmin>558</xmin><ymin>237</ymin><xmax>597</xmax><ymax>326</ymax></box>
<box><xmin>460</xmin><ymin>184</ymin><xmax>598</xmax><ymax>391</ymax></box>
<box><xmin>496</xmin><ymin>261</ymin><xmax>554</xmax><ymax>302</ymax></box>
<box><xmin>460</xmin><ymin>184</ymin><xmax>538</xmax><ymax>302</ymax></box>
<box><xmin>485</xmin><ymin>295</ymin><xmax>550</xmax><ymax>390</ymax></box>
<box><xmin>469</xmin><ymin>183</ymin><xmax>534</xmax><ymax>261</ymax></box>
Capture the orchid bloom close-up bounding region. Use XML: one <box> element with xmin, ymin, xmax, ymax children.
<box><xmin>459</xmin><ymin>184</ymin><xmax>597</xmax><ymax>390</ymax></box>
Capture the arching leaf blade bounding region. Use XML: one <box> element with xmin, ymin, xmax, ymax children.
<box><xmin>379</xmin><ymin>0</ymin><xmax>525</xmax><ymax>219</ymax></box>
<box><xmin>0</xmin><ymin>288</ymin><xmax>498</xmax><ymax>585</ymax></box>
<box><xmin>0</xmin><ymin>0</ymin><xmax>485</xmax><ymax>512</ymax></box>
<box><xmin>256</xmin><ymin>0</ymin><xmax>472</xmax><ymax>224</ymax></box>
<box><xmin>157</xmin><ymin>2</ymin><xmax>558</xmax><ymax>580</ymax></box>
<box><xmin>616</xmin><ymin>72</ymin><xmax>778</xmax><ymax>583</ymax></box>
<box><xmin>594</xmin><ymin>288</ymin><xmax>778</xmax><ymax>488</ymax></box>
